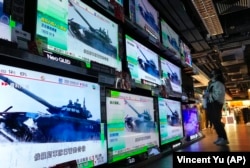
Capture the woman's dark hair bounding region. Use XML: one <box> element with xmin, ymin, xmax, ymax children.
<box><xmin>212</xmin><ymin>68</ymin><xmax>225</xmax><ymax>84</ymax></box>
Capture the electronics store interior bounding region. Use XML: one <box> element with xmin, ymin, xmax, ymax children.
<box><xmin>1</xmin><ymin>0</ymin><xmax>250</xmax><ymax>168</ymax></box>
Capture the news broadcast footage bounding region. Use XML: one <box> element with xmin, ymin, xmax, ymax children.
<box><xmin>36</xmin><ymin>0</ymin><xmax>121</xmax><ymax>70</ymax></box>
<box><xmin>0</xmin><ymin>64</ymin><xmax>107</xmax><ymax>168</ymax></box>
<box><xmin>158</xmin><ymin>98</ymin><xmax>184</xmax><ymax>145</ymax></box>
<box><xmin>126</xmin><ymin>34</ymin><xmax>161</xmax><ymax>86</ymax></box>
<box><xmin>106</xmin><ymin>90</ymin><xmax>159</xmax><ymax>163</ymax></box>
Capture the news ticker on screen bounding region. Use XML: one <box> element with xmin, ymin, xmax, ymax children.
<box><xmin>173</xmin><ymin>152</ymin><xmax>250</xmax><ymax>167</ymax></box>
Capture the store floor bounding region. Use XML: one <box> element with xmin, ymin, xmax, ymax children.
<box><xmin>140</xmin><ymin>124</ymin><xmax>250</xmax><ymax>168</ymax></box>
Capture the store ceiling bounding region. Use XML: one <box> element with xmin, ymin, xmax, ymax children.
<box><xmin>150</xmin><ymin>0</ymin><xmax>250</xmax><ymax>100</ymax></box>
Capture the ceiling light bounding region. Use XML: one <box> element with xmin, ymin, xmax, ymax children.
<box><xmin>192</xmin><ymin>0</ymin><xmax>224</xmax><ymax>36</ymax></box>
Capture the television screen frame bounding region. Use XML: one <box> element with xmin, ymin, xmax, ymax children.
<box><xmin>35</xmin><ymin>0</ymin><xmax>121</xmax><ymax>71</ymax></box>
<box><xmin>182</xmin><ymin>104</ymin><xmax>200</xmax><ymax>139</ymax></box>
<box><xmin>161</xmin><ymin>19</ymin><xmax>181</xmax><ymax>60</ymax></box>
<box><xmin>0</xmin><ymin>0</ymin><xmax>22</xmax><ymax>42</ymax></box>
<box><xmin>0</xmin><ymin>62</ymin><xmax>107</xmax><ymax>168</ymax></box>
<box><xmin>125</xmin><ymin>34</ymin><xmax>161</xmax><ymax>86</ymax></box>
<box><xmin>160</xmin><ymin>57</ymin><xmax>182</xmax><ymax>97</ymax></box>
<box><xmin>93</xmin><ymin>0</ymin><xmax>125</xmax><ymax>22</ymax></box>
<box><xmin>105</xmin><ymin>89</ymin><xmax>159</xmax><ymax>163</ymax></box>
<box><xmin>180</xmin><ymin>40</ymin><xmax>192</xmax><ymax>67</ymax></box>
<box><xmin>129</xmin><ymin>0</ymin><xmax>160</xmax><ymax>41</ymax></box>
<box><xmin>158</xmin><ymin>98</ymin><xmax>184</xmax><ymax>145</ymax></box>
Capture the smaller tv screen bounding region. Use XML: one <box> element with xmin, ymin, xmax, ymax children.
<box><xmin>161</xmin><ymin>19</ymin><xmax>180</xmax><ymax>59</ymax></box>
<box><xmin>114</xmin><ymin>70</ymin><xmax>132</xmax><ymax>91</ymax></box>
<box><xmin>0</xmin><ymin>0</ymin><xmax>22</xmax><ymax>42</ymax></box>
<box><xmin>36</xmin><ymin>0</ymin><xmax>121</xmax><ymax>70</ymax></box>
<box><xmin>158</xmin><ymin>98</ymin><xmax>184</xmax><ymax>145</ymax></box>
<box><xmin>182</xmin><ymin>104</ymin><xmax>200</xmax><ymax>138</ymax></box>
<box><xmin>180</xmin><ymin>41</ymin><xmax>192</xmax><ymax>67</ymax></box>
<box><xmin>0</xmin><ymin>63</ymin><xmax>107</xmax><ymax>168</ymax></box>
<box><xmin>125</xmin><ymin>34</ymin><xmax>161</xmax><ymax>85</ymax></box>
<box><xmin>93</xmin><ymin>0</ymin><xmax>124</xmax><ymax>22</ymax></box>
<box><xmin>160</xmin><ymin>57</ymin><xmax>182</xmax><ymax>96</ymax></box>
<box><xmin>106</xmin><ymin>89</ymin><xmax>159</xmax><ymax>163</ymax></box>
<box><xmin>129</xmin><ymin>0</ymin><xmax>160</xmax><ymax>40</ymax></box>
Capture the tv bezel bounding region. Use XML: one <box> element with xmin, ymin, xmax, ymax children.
<box><xmin>160</xmin><ymin>56</ymin><xmax>182</xmax><ymax>97</ymax></box>
<box><xmin>0</xmin><ymin>54</ymin><xmax>108</xmax><ymax>168</ymax></box>
<box><xmin>157</xmin><ymin>97</ymin><xmax>184</xmax><ymax>146</ymax></box>
<box><xmin>0</xmin><ymin>0</ymin><xmax>23</xmax><ymax>42</ymax></box>
<box><xmin>160</xmin><ymin>19</ymin><xmax>181</xmax><ymax>60</ymax></box>
<box><xmin>180</xmin><ymin>40</ymin><xmax>192</xmax><ymax>67</ymax></box>
<box><xmin>181</xmin><ymin>104</ymin><xmax>200</xmax><ymax>139</ymax></box>
<box><xmin>35</xmin><ymin>0</ymin><xmax>122</xmax><ymax>71</ymax></box>
<box><xmin>125</xmin><ymin>34</ymin><xmax>161</xmax><ymax>86</ymax></box>
<box><xmin>105</xmin><ymin>87</ymin><xmax>159</xmax><ymax>163</ymax></box>
<box><xmin>128</xmin><ymin>0</ymin><xmax>160</xmax><ymax>41</ymax></box>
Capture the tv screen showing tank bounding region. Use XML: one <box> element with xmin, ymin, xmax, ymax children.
<box><xmin>106</xmin><ymin>89</ymin><xmax>159</xmax><ymax>163</ymax></box>
<box><xmin>180</xmin><ymin>40</ymin><xmax>192</xmax><ymax>67</ymax></box>
<box><xmin>0</xmin><ymin>64</ymin><xmax>107</xmax><ymax>168</ymax></box>
<box><xmin>160</xmin><ymin>57</ymin><xmax>182</xmax><ymax>95</ymax></box>
<box><xmin>36</xmin><ymin>0</ymin><xmax>121</xmax><ymax>71</ymax></box>
<box><xmin>129</xmin><ymin>0</ymin><xmax>160</xmax><ymax>40</ymax></box>
<box><xmin>125</xmin><ymin>34</ymin><xmax>161</xmax><ymax>85</ymax></box>
<box><xmin>158</xmin><ymin>98</ymin><xmax>184</xmax><ymax>145</ymax></box>
<box><xmin>182</xmin><ymin>104</ymin><xmax>200</xmax><ymax>139</ymax></box>
<box><xmin>0</xmin><ymin>0</ymin><xmax>22</xmax><ymax>41</ymax></box>
<box><xmin>161</xmin><ymin>19</ymin><xmax>181</xmax><ymax>60</ymax></box>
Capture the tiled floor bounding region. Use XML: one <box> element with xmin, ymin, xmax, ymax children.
<box><xmin>141</xmin><ymin>124</ymin><xmax>250</xmax><ymax>168</ymax></box>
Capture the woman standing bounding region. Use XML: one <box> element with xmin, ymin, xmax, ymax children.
<box><xmin>204</xmin><ymin>69</ymin><xmax>229</xmax><ymax>145</ymax></box>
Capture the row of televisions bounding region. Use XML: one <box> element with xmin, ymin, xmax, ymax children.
<box><xmin>0</xmin><ymin>0</ymin><xmax>192</xmax><ymax>92</ymax></box>
<box><xmin>0</xmin><ymin>59</ymin><xmax>200</xmax><ymax>168</ymax></box>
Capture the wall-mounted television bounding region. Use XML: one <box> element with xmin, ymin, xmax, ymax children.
<box><xmin>106</xmin><ymin>89</ymin><xmax>159</xmax><ymax>163</ymax></box>
<box><xmin>36</xmin><ymin>0</ymin><xmax>121</xmax><ymax>71</ymax></box>
<box><xmin>161</xmin><ymin>19</ymin><xmax>180</xmax><ymax>59</ymax></box>
<box><xmin>93</xmin><ymin>0</ymin><xmax>124</xmax><ymax>22</ymax></box>
<box><xmin>129</xmin><ymin>0</ymin><xmax>160</xmax><ymax>41</ymax></box>
<box><xmin>0</xmin><ymin>63</ymin><xmax>107</xmax><ymax>168</ymax></box>
<box><xmin>160</xmin><ymin>57</ymin><xmax>182</xmax><ymax>97</ymax></box>
<box><xmin>180</xmin><ymin>40</ymin><xmax>192</xmax><ymax>67</ymax></box>
<box><xmin>0</xmin><ymin>0</ymin><xmax>22</xmax><ymax>42</ymax></box>
<box><xmin>182</xmin><ymin>104</ymin><xmax>200</xmax><ymax>139</ymax></box>
<box><xmin>125</xmin><ymin>34</ymin><xmax>161</xmax><ymax>85</ymax></box>
<box><xmin>158</xmin><ymin>98</ymin><xmax>184</xmax><ymax>145</ymax></box>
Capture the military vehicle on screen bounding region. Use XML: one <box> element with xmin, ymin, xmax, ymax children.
<box><xmin>0</xmin><ymin>74</ymin><xmax>100</xmax><ymax>143</ymax></box>
<box><xmin>68</xmin><ymin>0</ymin><xmax>117</xmax><ymax>58</ymax></box>
<box><xmin>138</xmin><ymin>0</ymin><xmax>159</xmax><ymax>32</ymax></box>
<box><xmin>124</xmin><ymin>99</ymin><xmax>156</xmax><ymax>133</ymax></box>
<box><xmin>137</xmin><ymin>46</ymin><xmax>159</xmax><ymax>78</ymax></box>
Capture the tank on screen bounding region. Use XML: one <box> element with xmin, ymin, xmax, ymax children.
<box><xmin>165</xmin><ymin>62</ymin><xmax>180</xmax><ymax>85</ymax></box>
<box><xmin>124</xmin><ymin>99</ymin><xmax>156</xmax><ymax>133</ymax></box>
<box><xmin>137</xmin><ymin>46</ymin><xmax>159</xmax><ymax>78</ymax></box>
<box><xmin>138</xmin><ymin>0</ymin><xmax>159</xmax><ymax>32</ymax></box>
<box><xmin>68</xmin><ymin>0</ymin><xmax>117</xmax><ymax>58</ymax></box>
<box><xmin>165</xmin><ymin>102</ymin><xmax>180</xmax><ymax>126</ymax></box>
<box><xmin>0</xmin><ymin>74</ymin><xmax>100</xmax><ymax>143</ymax></box>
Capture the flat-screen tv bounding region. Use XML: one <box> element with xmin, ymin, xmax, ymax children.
<box><xmin>0</xmin><ymin>0</ymin><xmax>22</xmax><ymax>41</ymax></box>
<box><xmin>161</xmin><ymin>19</ymin><xmax>181</xmax><ymax>60</ymax></box>
<box><xmin>125</xmin><ymin>34</ymin><xmax>161</xmax><ymax>85</ymax></box>
<box><xmin>0</xmin><ymin>63</ymin><xmax>107</xmax><ymax>168</ymax></box>
<box><xmin>182</xmin><ymin>104</ymin><xmax>200</xmax><ymax>139</ymax></box>
<box><xmin>106</xmin><ymin>89</ymin><xmax>159</xmax><ymax>163</ymax></box>
<box><xmin>36</xmin><ymin>0</ymin><xmax>121</xmax><ymax>71</ymax></box>
<box><xmin>158</xmin><ymin>98</ymin><xmax>184</xmax><ymax>145</ymax></box>
<box><xmin>160</xmin><ymin>57</ymin><xmax>182</xmax><ymax>97</ymax></box>
<box><xmin>129</xmin><ymin>0</ymin><xmax>160</xmax><ymax>41</ymax></box>
<box><xmin>180</xmin><ymin>40</ymin><xmax>192</xmax><ymax>67</ymax></box>
<box><xmin>93</xmin><ymin>0</ymin><xmax>124</xmax><ymax>22</ymax></box>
